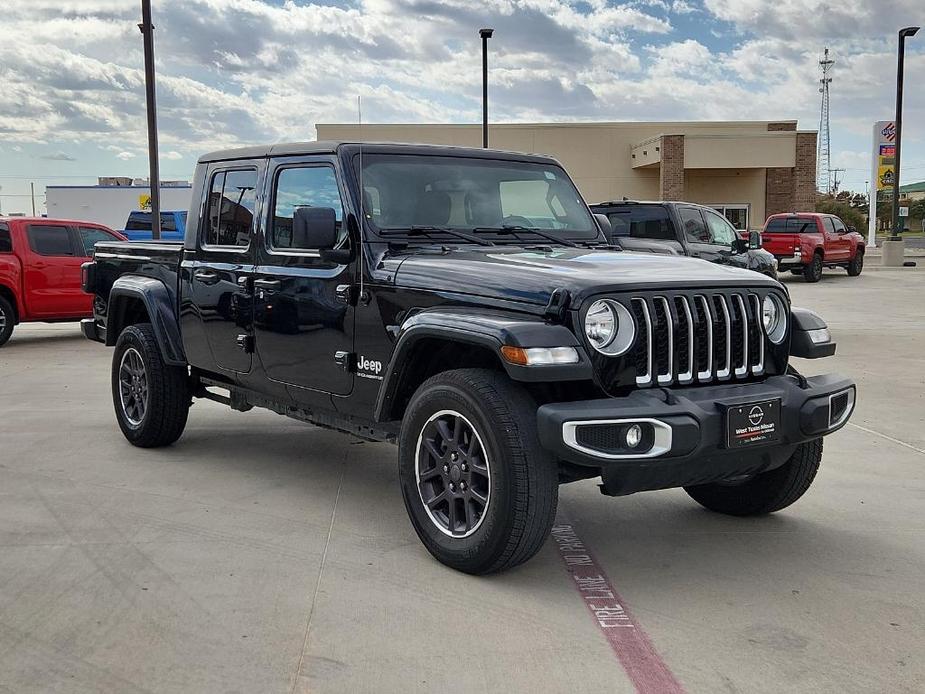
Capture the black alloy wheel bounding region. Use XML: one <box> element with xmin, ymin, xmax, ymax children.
<box><xmin>847</xmin><ymin>250</ymin><xmax>864</xmax><ymax>277</ymax></box>
<box><xmin>803</xmin><ymin>253</ymin><xmax>823</xmax><ymax>283</ymax></box>
<box><xmin>0</xmin><ymin>295</ymin><xmax>14</xmax><ymax>347</ymax></box>
<box><xmin>112</xmin><ymin>323</ymin><xmax>190</xmax><ymax>447</ymax></box>
<box><xmin>415</xmin><ymin>409</ymin><xmax>491</xmax><ymax>538</ymax></box>
<box><xmin>118</xmin><ymin>347</ymin><xmax>149</xmax><ymax>426</ymax></box>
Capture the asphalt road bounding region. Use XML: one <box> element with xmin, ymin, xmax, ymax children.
<box><xmin>1</xmin><ymin>265</ymin><xmax>923</xmax><ymax>693</ymax></box>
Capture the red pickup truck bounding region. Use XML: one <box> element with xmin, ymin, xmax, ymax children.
<box><xmin>761</xmin><ymin>212</ymin><xmax>865</xmax><ymax>282</ymax></box>
<box><xmin>0</xmin><ymin>217</ymin><xmax>126</xmax><ymax>346</ymax></box>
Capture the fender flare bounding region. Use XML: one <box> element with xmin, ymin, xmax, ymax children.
<box><xmin>374</xmin><ymin>309</ymin><xmax>593</xmax><ymax>422</ymax></box>
<box><xmin>106</xmin><ymin>275</ymin><xmax>186</xmax><ymax>365</ymax></box>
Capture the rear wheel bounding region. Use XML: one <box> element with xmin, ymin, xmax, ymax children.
<box><xmin>684</xmin><ymin>439</ymin><xmax>822</xmax><ymax>516</ymax></box>
<box><xmin>803</xmin><ymin>253</ymin><xmax>823</xmax><ymax>283</ymax></box>
<box><xmin>0</xmin><ymin>295</ymin><xmax>14</xmax><ymax>347</ymax></box>
<box><xmin>112</xmin><ymin>323</ymin><xmax>190</xmax><ymax>447</ymax></box>
<box><xmin>847</xmin><ymin>249</ymin><xmax>864</xmax><ymax>276</ymax></box>
<box><xmin>398</xmin><ymin>368</ymin><xmax>558</xmax><ymax>574</ymax></box>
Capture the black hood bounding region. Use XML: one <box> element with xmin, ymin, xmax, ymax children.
<box><xmin>390</xmin><ymin>246</ymin><xmax>780</xmax><ymax>306</ymax></box>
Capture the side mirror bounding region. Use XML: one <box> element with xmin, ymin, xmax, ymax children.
<box><xmin>847</xmin><ymin>225</ymin><xmax>857</xmax><ymax>234</ymax></box>
<box><xmin>593</xmin><ymin>213</ymin><xmax>613</xmax><ymax>243</ymax></box>
<box><xmin>293</xmin><ymin>206</ymin><xmax>338</xmax><ymax>250</ymax></box>
<box><xmin>749</xmin><ymin>230</ymin><xmax>762</xmax><ymax>249</ymax></box>
<box><xmin>732</xmin><ymin>237</ymin><xmax>749</xmax><ymax>253</ymax></box>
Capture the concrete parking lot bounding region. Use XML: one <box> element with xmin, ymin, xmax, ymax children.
<box><xmin>1</xmin><ymin>266</ymin><xmax>923</xmax><ymax>694</ymax></box>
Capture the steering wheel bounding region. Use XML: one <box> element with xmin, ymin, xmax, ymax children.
<box><xmin>502</xmin><ymin>216</ymin><xmax>534</xmax><ymax>227</ymax></box>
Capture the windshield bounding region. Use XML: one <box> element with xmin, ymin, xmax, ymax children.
<box><xmin>359</xmin><ymin>154</ymin><xmax>598</xmax><ymax>241</ymax></box>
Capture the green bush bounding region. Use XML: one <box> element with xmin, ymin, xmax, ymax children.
<box><xmin>815</xmin><ymin>198</ymin><xmax>866</xmax><ymax>231</ymax></box>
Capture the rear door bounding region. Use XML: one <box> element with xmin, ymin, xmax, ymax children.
<box><xmin>821</xmin><ymin>217</ymin><xmax>847</xmax><ymax>261</ymax></box>
<box><xmin>181</xmin><ymin>164</ymin><xmax>260</xmax><ymax>374</ymax></box>
<box><xmin>22</xmin><ymin>223</ymin><xmax>86</xmax><ymax>317</ymax></box>
<box><xmin>252</xmin><ymin>156</ymin><xmax>355</xmax><ymax>397</ymax></box>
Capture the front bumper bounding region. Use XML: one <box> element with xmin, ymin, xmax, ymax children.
<box><xmin>537</xmin><ymin>373</ymin><xmax>855</xmax><ymax>495</ymax></box>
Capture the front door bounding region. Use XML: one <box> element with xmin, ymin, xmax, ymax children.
<box><xmin>679</xmin><ymin>207</ymin><xmax>729</xmax><ymax>263</ymax></box>
<box><xmin>181</xmin><ymin>165</ymin><xmax>259</xmax><ymax>374</ymax></box>
<box><xmin>253</xmin><ymin>157</ymin><xmax>355</xmax><ymax>397</ymax></box>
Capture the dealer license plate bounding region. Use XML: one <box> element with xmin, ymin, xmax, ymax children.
<box><xmin>726</xmin><ymin>399</ymin><xmax>781</xmax><ymax>448</ymax></box>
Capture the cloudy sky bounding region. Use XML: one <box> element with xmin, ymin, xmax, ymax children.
<box><xmin>1</xmin><ymin>0</ymin><xmax>923</xmax><ymax>214</ymax></box>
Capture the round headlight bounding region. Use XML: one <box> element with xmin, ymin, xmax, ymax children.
<box><xmin>584</xmin><ymin>299</ymin><xmax>636</xmax><ymax>356</ymax></box>
<box><xmin>585</xmin><ymin>299</ymin><xmax>616</xmax><ymax>349</ymax></box>
<box><xmin>762</xmin><ymin>294</ymin><xmax>787</xmax><ymax>344</ymax></box>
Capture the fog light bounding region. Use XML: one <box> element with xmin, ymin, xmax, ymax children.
<box><xmin>624</xmin><ymin>424</ymin><xmax>643</xmax><ymax>449</ymax></box>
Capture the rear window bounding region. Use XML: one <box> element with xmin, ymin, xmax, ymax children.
<box><xmin>0</xmin><ymin>224</ymin><xmax>10</xmax><ymax>253</ymax></box>
<box><xmin>764</xmin><ymin>217</ymin><xmax>817</xmax><ymax>233</ymax></box>
<box><xmin>125</xmin><ymin>212</ymin><xmax>181</xmax><ymax>231</ymax></box>
<box><xmin>603</xmin><ymin>205</ymin><xmax>675</xmax><ymax>240</ymax></box>
<box><xmin>27</xmin><ymin>225</ymin><xmax>74</xmax><ymax>256</ymax></box>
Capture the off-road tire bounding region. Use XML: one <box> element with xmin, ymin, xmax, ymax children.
<box><xmin>0</xmin><ymin>295</ymin><xmax>14</xmax><ymax>347</ymax></box>
<box><xmin>847</xmin><ymin>249</ymin><xmax>864</xmax><ymax>277</ymax></box>
<box><xmin>684</xmin><ymin>438</ymin><xmax>823</xmax><ymax>516</ymax></box>
<box><xmin>112</xmin><ymin>323</ymin><xmax>190</xmax><ymax>448</ymax></box>
<box><xmin>803</xmin><ymin>253</ymin><xmax>824</xmax><ymax>283</ymax></box>
<box><xmin>398</xmin><ymin>368</ymin><xmax>558</xmax><ymax>574</ymax></box>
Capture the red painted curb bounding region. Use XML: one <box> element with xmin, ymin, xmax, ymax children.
<box><xmin>551</xmin><ymin>517</ymin><xmax>685</xmax><ymax>694</ymax></box>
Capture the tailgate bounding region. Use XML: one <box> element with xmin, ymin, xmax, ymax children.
<box><xmin>761</xmin><ymin>233</ymin><xmax>800</xmax><ymax>256</ymax></box>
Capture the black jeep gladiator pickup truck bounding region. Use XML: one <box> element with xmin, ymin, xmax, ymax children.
<box><xmin>81</xmin><ymin>142</ymin><xmax>855</xmax><ymax>574</ymax></box>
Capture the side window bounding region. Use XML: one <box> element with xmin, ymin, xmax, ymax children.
<box><xmin>125</xmin><ymin>212</ymin><xmax>151</xmax><ymax>230</ymax></box>
<box><xmin>204</xmin><ymin>169</ymin><xmax>258</xmax><ymax>247</ymax></box>
<box><xmin>271</xmin><ymin>166</ymin><xmax>344</xmax><ymax>250</ymax></box>
<box><xmin>832</xmin><ymin>218</ymin><xmax>847</xmax><ymax>233</ymax></box>
<box><xmin>160</xmin><ymin>213</ymin><xmax>177</xmax><ymax>232</ymax></box>
<box><xmin>822</xmin><ymin>217</ymin><xmax>837</xmax><ymax>234</ymax></box>
<box><xmin>27</xmin><ymin>225</ymin><xmax>74</xmax><ymax>256</ymax></box>
<box><xmin>78</xmin><ymin>227</ymin><xmax>118</xmax><ymax>256</ymax></box>
<box><xmin>704</xmin><ymin>209</ymin><xmax>737</xmax><ymax>246</ymax></box>
<box><xmin>0</xmin><ymin>224</ymin><xmax>11</xmax><ymax>253</ymax></box>
<box><xmin>679</xmin><ymin>207</ymin><xmax>708</xmax><ymax>244</ymax></box>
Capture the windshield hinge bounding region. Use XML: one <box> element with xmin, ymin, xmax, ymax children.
<box><xmin>544</xmin><ymin>288</ymin><xmax>570</xmax><ymax>324</ymax></box>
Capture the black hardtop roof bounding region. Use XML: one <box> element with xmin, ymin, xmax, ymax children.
<box><xmin>591</xmin><ymin>200</ymin><xmax>706</xmax><ymax>208</ymax></box>
<box><xmin>198</xmin><ymin>141</ymin><xmax>561</xmax><ymax>165</ymax></box>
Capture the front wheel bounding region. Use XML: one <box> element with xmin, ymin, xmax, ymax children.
<box><xmin>684</xmin><ymin>439</ymin><xmax>822</xmax><ymax>516</ymax></box>
<box><xmin>847</xmin><ymin>250</ymin><xmax>864</xmax><ymax>276</ymax></box>
<box><xmin>803</xmin><ymin>253</ymin><xmax>823</xmax><ymax>283</ymax></box>
<box><xmin>0</xmin><ymin>295</ymin><xmax>14</xmax><ymax>347</ymax></box>
<box><xmin>398</xmin><ymin>368</ymin><xmax>558</xmax><ymax>574</ymax></box>
<box><xmin>112</xmin><ymin>323</ymin><xmax>190</xmax><ymax>448</ymax></box>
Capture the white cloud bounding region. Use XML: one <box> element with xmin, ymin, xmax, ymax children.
<box><xmin>0</xmin><ymin>0</ymin><xmax>923</xmax><ymax>194</ymax></box>
<box><xmin>116</xmin><ymin>151</ymin><xmax>136</xmax><ymax>160</ymax></box>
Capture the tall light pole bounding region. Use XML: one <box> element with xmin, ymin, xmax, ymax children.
<box><xmin>139</xmin><ymin>0</ymin><xmax>161</xmax><ymax>240</ymax></box>
<box><xmin>891</xmin><ymin>26</ymin><xmax>919</xmax><ymax>238</ymax></box>
<box><xmin>479</xmin><ymin>28</ymin><xmax>493</xmax><ymax>149</ymax></box>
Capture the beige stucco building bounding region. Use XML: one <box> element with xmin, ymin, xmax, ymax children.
<box><xmin>316</xmin><ymin>121</ymin><xmax>817</xmax><ymax>231</ymax></box>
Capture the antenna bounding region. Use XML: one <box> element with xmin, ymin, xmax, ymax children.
<box><xmin>817</xmin><ymin>47</ymin><xmax>835</xmax><ymax>194</ymax></box>
<box><xmin>357</xmin><ymin>95</ymin><xmax>365</xmax><ymax>300</ymax></box>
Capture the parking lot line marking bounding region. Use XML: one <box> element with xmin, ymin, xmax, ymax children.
<box><xmin>551</xmin><ymin>514</ymin><xmax>685</xmax><ymax>694</ymax></box>
<box><xmin>289</xmin><ymin>461</ymin><xmax>345</xmax><ymax>694</ymax></box>
<box><xmin>848</xmin><ymin>422</ymin><xmax>925</xmax><ymax>456</ymax></box>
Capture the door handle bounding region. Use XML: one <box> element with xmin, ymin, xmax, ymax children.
<box><xmin>194</xmin><ymin>269</ymin><xmax>220</xmax><ymax>285</ymax></box>
<box><xmin>254</xmin><ymin>278</ymin><xmax>281</xmax><ymax>291</ymax></box>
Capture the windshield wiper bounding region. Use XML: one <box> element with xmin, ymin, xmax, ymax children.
<box><xmin>471</xmin><ymin>225</ymin><xmax>578</xmax><ymax>248</ymax></box>
<box><xmin>378</xmin><ymin>225</ymin><xmax>494</xmax><ymax>246</ymax></box>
